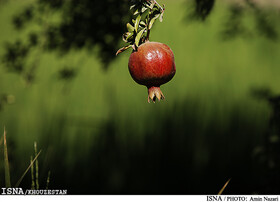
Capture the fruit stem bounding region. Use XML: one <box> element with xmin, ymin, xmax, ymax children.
<box><xmin>154</xmin><ymin>0</ymin><xmax>164</xmax><ymax>11</ymax></box>
<box><xmin>146</xmin><ymin>29</ymin><xmax>150</xmax><ymax>42</ymax></box>
<box><xmin>146</xmin><ymin>11</ymin><xmax>151</xmax><ymax>42</ymax></box>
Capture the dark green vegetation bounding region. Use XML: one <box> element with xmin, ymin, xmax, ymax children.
<box><xmin>0</xmin><ymin>0</ymin><xmax>280</xmax><ymax>194</ymax></box>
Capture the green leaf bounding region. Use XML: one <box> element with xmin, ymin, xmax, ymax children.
<box><xmin>135</xmin><ymin>28</ymin><xmax>146</xmax><ymax>47</ymax></box>
<box><xmin>140</xmin><ymin>21</ymin><xmax>146</xmax><ymax>27</ymax></box>
<box><xmin>130</xmin><ymin>5</ymin><xmax>136</xmax><ymax>10</ymax></box>
<box><xmin>149</xmin><ymin>14</ymin><xmax>160</xmax><ymax>29</ymax></box>
<box><xmin>122</xmin><ymin>32</ymin><xmax>133</xmax><ymax>43</ymax></box>
<box><xmin>152</xmin><ymin>7</ymin><xmax>161</xmax><ymax>15</ymax></box>
<box><xmin>127</xmin><ymin>23</ymin><xmax>134</xmax><ymax>32</ymax></box>
<box><xmin>133</xmin><ymin>9</ymin><xmax>139</xmax><ymax>15</ymax></box>
<box><xmin>126</xmin><ymin>32</ymin><xmax>133</xmax><ymax>39</ymax></box>
<box><xmin>141</xmin><ymin>7</ymin><xmax>148</xmax><ymax>13</ymax></box>
<box><xmin>134</xmin><ymin>15</ymin><xmax>141</xmax><ymax>33</ymax></box>
<box><xmin>147</xmin><ymin>2</ymin><xmax>155</xmax><ymax>9</ymax></box>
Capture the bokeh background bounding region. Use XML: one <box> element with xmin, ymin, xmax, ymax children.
<box><xmin>0</xmin><ymin>0</ymin><xmax>280</xmax><ymax>194</ymax></box>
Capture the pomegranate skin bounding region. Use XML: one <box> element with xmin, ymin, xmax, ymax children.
<box><xmin>128</xmin><ymin>41</ymin><xmax>176</xmax><ymax>88</ymax></box>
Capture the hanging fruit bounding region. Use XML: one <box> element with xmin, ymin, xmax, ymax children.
<box><xmin>116</xmin><ymin>0</ymin><xmax>176</xmax><ymax>103</ymax></box>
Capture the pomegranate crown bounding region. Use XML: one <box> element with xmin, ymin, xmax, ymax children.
<box><xmin>116</xmin><ymin>0</ymin><xmax>165</xmax><ymax>55</ymax></box>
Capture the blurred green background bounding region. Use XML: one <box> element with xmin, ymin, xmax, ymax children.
<box><xmin>0</xmin><ymin>0</ymin><xmax>280</xmax><ymax>194</ymax></box>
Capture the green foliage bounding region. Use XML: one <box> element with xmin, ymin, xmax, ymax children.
<box><xmin>15</xmin><ymin>147</ymin><xmax>41</xmax><ymax>188</ymax></box>
<box><xmin>3</xmin><ymin>128</ymin><xmax>11</xmax><ymax>188</ymax></box>
<box><xmin>116</xmin><ymin>0</ymin><xmax>165</xmax><ymax>55</ymax></box>
<box><xmin>1</xmin><ymin>128</ymin><xmax>46</xmax><ymax>189</ymax></box>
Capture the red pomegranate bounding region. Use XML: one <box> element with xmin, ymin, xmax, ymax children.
<box><xmin>128</xmin><ymin>41</ymin><xmax>176</xmax><ymax>103</ymax></box>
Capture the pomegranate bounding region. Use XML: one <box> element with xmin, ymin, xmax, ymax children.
<box><xmin>128</xmin><ymin>41</ymin><xmax>176</xmax><ymax>102</ymax></box>
<box><xmin>116</xmin><ymin>0</ymin><xmax>175</xmax><ymax>102</ymax></box>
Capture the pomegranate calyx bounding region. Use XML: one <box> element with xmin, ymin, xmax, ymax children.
<box><xmin>148</xmin><ymin>86</ymin><xmax>165</xmax><ymax>103</ymax></box>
